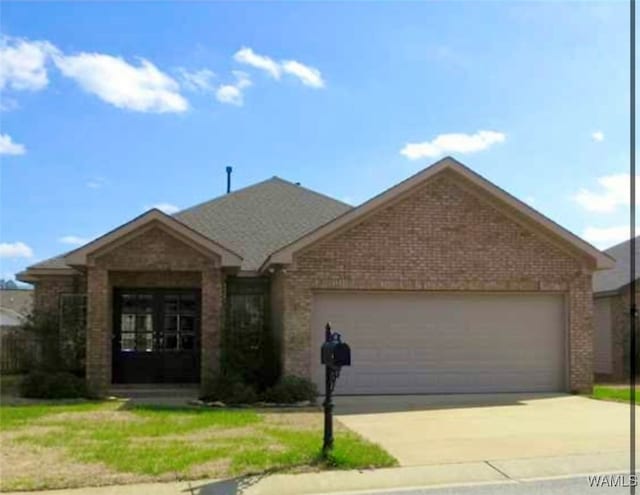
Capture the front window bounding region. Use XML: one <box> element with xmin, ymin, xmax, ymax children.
<box><xmin>120</xmin><ymin>294</ymin><xmax>154</xmax><ymax>352</ymax></box>
<box><xmin>162</xmin><ymin>293</ymin><xmax>197</xmax><ymax>351</ymax></box>
<box><xmin>117</xmin><ymin>290</ymin><xmax>199</xmax><ymax>352</ymax></box>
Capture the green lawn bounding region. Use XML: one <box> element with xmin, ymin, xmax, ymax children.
<box><xmin>0</xmin><ymin>401</ymin><xmax>396</xmax><ymax>491</ymax></box>
<box><xmin>592</xmin><ymin>385</ymin><xmax>637</xmax><ymax>403</ymax></box>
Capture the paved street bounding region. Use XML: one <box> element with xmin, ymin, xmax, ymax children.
<box><xmin>352</xmin><ymin>474</ymin><xmax>631</xmax><ymax>495</ymax></box>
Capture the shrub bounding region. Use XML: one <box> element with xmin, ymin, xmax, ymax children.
<box><xmin>21</xmin><ymin>306</ymin><xmax>86</xmax><ymax>375</ymax></box>
<box><xmin>262</xmin><ymin>375</ymin><xmax>318</xmax><ymax>404</ymax></box>
<box><xmin>202</xmin><ymin>373</ymin><xmax>259</xmax><ymax>404</ymax></box>
<box><xmin>20</xmin><ymin>371</ymin><xmax>86</xmax><ymax>399</ymax></box>
<box><xmin>227</xmin><ymin>381</ymin><xmax>259</xmax><ymax>405</ymax></box>
<box><xmin>221</xmin><ymin>323</ymin><xmax>279</xmax><ymax>391</ymax></box>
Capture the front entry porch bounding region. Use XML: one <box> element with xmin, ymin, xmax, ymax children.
<box><xmin>80</xmin><ymin>217</ymin><xmax>242</xmax><ymax>397</ymax></box>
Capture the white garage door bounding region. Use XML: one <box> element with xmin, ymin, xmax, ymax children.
<box><xmin>311</xmin><ymin>292</ymin><xmax>566</xmax><ymax>394</ymax></box>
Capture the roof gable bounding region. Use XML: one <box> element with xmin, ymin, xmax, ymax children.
<box><xmin>263</xmin><ymin>157</ymin><xmax>615</xmax><ymax>270</ymax></box>
<box><xmin>64</xmin><ymin>209</ymin><xmax>243</xmax><ymax>268</ymax></box>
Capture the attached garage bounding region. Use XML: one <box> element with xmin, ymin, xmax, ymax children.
<box><xmin>311</xmin><ymin>292</ymin><xmax>566</xmax><ymax>394</ymax></box>
<box><xmin>265</xmin><ymin>158</ymin><xmax>615</xmax><ymax>394</ymax></box>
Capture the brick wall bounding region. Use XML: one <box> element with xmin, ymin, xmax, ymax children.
<box><xmin>33</xmin><ymin>275</ymin><xmax>84</xmax><ymax>316</ymax></box>
<box><xmin>279</xmin><ymin>172</ymin><xmax>595</xmax><ymax>392</ymax></box>
<box><xmin>270</xmin><ymin>270</ymin><xmax>286</xmax><ymax>372</ymax></box>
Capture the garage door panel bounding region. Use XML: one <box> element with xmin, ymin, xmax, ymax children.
<box><xmin>311</xmin><ymin>292</ymin><xmax>565</xmax><ymax>394</ymax></box>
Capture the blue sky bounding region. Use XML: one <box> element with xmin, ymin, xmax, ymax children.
<box><xmin>0</xmin><ymin>1</ymin><xmax>631</xmax><ymax>283</ymax></box>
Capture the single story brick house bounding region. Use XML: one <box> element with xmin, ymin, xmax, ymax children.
<box><xmin>18</xmin><ymin>157</ymin><xmax>613</xmax><ymax>396</ymax></box>
<box><xmin>593</xmin><ymin>237</ymin><xmax>639</xmax><ymax>380</ymax></box>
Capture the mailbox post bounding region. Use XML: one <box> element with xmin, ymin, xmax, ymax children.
<box><xmin>321</xmin><ymin>322</ymin><xmax>351</xmax><ymax>457</ymax></box>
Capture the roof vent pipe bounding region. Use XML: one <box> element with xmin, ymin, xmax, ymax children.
<box><xmin>226</xmin><ymin>166</ymin><xmax>232</xmax><ymax>194</ymax></box>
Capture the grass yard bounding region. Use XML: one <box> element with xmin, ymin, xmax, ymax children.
<box><xmin>0</xmin><ymin>400</ymin><xmax>396</xmax><ymax>492</ymax></box>
<box><xmin>592</xmin><ymin>384</ymin><xmax>637</xmax><ymax>403</ymax></box>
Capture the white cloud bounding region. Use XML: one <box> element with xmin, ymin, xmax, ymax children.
<box><xmin>0</xmin><ymin>242</ymin><xmax>33</xmax><ymax>259</ymax></box>
<box><xmin>281</xmin><ymin>60</ymin><xmax>324</xmax><ymax>88</ymax></box>
<box><xmin>146</xmin><ymin>203</ymin><xmax>180</xmax><ymax>214</ymax></box>
<box><xmin>583</xmin><ymin>225</ymin><xmax>633</xmax><ymax>248</ymax></box>
<box><xmin>233</xmin><ymin>47</ymin><xmax>325</xmax><ymax>88</ymax></box>
<box><xmin>0</xmin><ymin>36</ymin><xmax>57</xmax><ymax>91</ymax></box>
<box><xmin>592</xmin><ymin>131</ymin><xmax>605</xmax><ymax>142</ymax></box>
<box><xmin>58</xmin><ymin>235</ymin><xmax>90</xmax><ymax>246</ymax></box>
<box><xmin>87</xmin><ymin>177</ymin><xmax>108</xmax><ymax>189</ymax></box>
<box><xmin>0</xmin><ymin>133</ymin><xmax>26</xmax><ymax>155</ymax></box>
<box><xmin>234</xmin><ymin>47</ymin><xmax>281</xmax><ymax>79</ymax></box>
<box><xmin>215</xmin><ymin>71</ymin><xmax>252</xmax><ymax>106</ymax></box>
<box><xmin>53</xmin><ymin>53</ymin><xmax>188</xmax><ymax>113</ymax></box>
<box><xmin>179</xmin><ymin>68</ymin><xmax>216</xmax><ymax>92</ymax></box>
<box><xmin>572</xmin><ymin>174</ymin><xmax>637</xmax><ymax>213</ymax></box>
<box><xmin>400</xmin><ymin>130</ymin><xmax>506</xmax><ymax>160</ymax></box>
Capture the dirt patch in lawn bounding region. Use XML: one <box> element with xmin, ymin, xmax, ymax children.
<box><xmin>0</xmin><ymin>441</ymin><xmax>155</xmax><ymax>492</ymax></box>
<box><xmin>2</xmin><ymin>425</ymin><xmax>64</xmax><ymax>442</ymax></box>
<box><xmin>263</xmin><ymin>412</ymin><xmax>323</xmax><ymax>429</ymax></box>
<box><xmin>37</xmin><ymin>409</ymin><xmax>142</xmax><ymax>425</ymax></box>
<box><xmin>186</xmin><ymin>458</ymin><xmax>232</xmax><ymax>478</ymax></box>
<box><xmin>263</xmin><ymin>411</ymin><xmax>349</xmax><ymax>433</ymax></box>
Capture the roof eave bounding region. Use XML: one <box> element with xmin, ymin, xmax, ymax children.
<box><xmin>16</xmin><ymin>268</ymin><xmax>77</xmax><ymax>283</ymax></box>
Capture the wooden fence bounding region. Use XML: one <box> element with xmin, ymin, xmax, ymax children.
<box><xmin>0</xmin><ymin>329</ymin><xmax>41</xmax><ymax>374</ymax></box>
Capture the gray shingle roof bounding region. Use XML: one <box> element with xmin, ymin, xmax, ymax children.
<box><xmin>28</xmin><ymin>253</ymin><xmax>72</xmax><ymax>270</ymax></box>
<box><xmin>28</xmin><ymin>177</ymin><xmax>352</xmax><ymax>273</ymax></box>
<box><xmin>593</xmin><ymin>236</ymin><xmax>640</xmax><ymax>294</ymax></box>
<box><xmin>175</xmin><ymin>177</ymin><xmax>352</xmax><ymax>270</ymax></box>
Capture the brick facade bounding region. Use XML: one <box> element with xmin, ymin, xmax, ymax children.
<box><xmin>33</xmin><ymin>275</ymin><xmax>84</xmax><ymax>315</ymax></box>
<box><xmin>276</xmin><ymin>172</ymin><xmax>595</xmax><ymax>392</ymax></box>
<box><xmin>605</xmin><ymin>288</ymin><xmax>640</xmax><ymax>381</ymax></box>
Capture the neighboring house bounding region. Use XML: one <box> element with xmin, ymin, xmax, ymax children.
<box><xmin>17</xmin><ymin>157</ymin><xmax>613</xmax><ymax>396</ymax></box>
<box><xmin>593</xmin><ymin>237</ymin><xmax>640</xmax><ymax>380</ymax></box>
<box><xmin>0</xmin><ymin>289</ymin><xmax>33</xmax><ymax>330</ymax></box>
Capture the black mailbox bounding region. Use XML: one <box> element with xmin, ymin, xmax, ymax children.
<box><xmin>321</xmin><ymin>341</ymin><xmax>334</xmax><ymax>366</ymax></box>
<box><xmin>320</xmin><ymin>323</ymin><xmax>351</xmax><ymax>458</ymax></box>
<box><xmin>333</xmin><ymin>341</ymin><xmax>351</xmax><ymax>367</ymax></box>
<box><xmin>321</xmin><ymin>333</ymin><xmax>351</xmax><ymax>368</ymax></box>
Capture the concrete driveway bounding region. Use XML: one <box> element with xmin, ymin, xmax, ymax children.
<box><xmin>335</xmin><ymin>394</ymin><xmax>636</xmax><ymax>466</ymax></box>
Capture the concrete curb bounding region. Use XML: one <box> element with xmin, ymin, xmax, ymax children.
<box><xmin>3</xmin><ymin>451</ymin><xmax>629</xmax><ymax>495</ymax></box>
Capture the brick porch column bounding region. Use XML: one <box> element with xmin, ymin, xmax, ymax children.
<box><xmin>568</xmin><ymin>273</ymin><xmax>594</xmax><ymax>393</ymax></box>
<box><xmin>200</xmin><ymin>267</ymin><xmax>222</xmax><ymax>396</ymax></box>
<box><xmin>282</xmin><ymin>280</ymin><xmax>313</xmax><ymax>379</ymax></box>
<box><xmin>86</xmin><ymin>267</ymin><xmax>110</xmax><ymax>397</ymax></box>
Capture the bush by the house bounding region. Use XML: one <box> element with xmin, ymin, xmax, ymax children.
<box><xmin>221</xmin><ymin>321</ymin><xmax>279</xmax><ymax>391</ymax></box>
<box><xmin>203</xmin><ymin>373</ymin><xmax>259</xmax><ymax>404</ymax></box>
<box><xmin>20</xmin><ymin>371</ymin><xmax>86</xmax><ymax>399</ymax></box>
<box><xmin>227</xmin><ymin>381</ymin><xmax>259</xmax><ymax>404</ymax></box>
<box><xmin>262</xmin><ymin>375</ymin><xmax>318</xmax><ymax>404</ymax></box>
<box><xmin>21</xmin><ymin>307</ymin><xmax>86</xmax><ymax>375</ymax></box>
